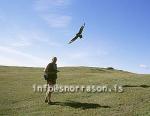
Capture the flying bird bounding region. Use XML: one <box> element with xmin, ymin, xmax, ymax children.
<box><xmin>68</xmin><ymin>23</ymin><xmax>85</xmax><ymax>44</ymax></box>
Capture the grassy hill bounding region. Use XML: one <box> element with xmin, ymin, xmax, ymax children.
<box><xmin>0</xmin><ymin>66</ymin><xmax>150</xmax><ymax>116</ymax></box>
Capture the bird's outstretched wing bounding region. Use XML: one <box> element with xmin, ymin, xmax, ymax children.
<box><xmin>68</xmin><ymin>23</ymin><xmax>85</xmax><ymax>44</ymax></box>
<box><xmin>68</xmin><ymin>35</ymin><xmax>78</xmax><ymax>44</ymax></box>
<box><xmin>78</xmin><ymin>23</ymin><xmax>85</xmax><ymax>35</ymax></box>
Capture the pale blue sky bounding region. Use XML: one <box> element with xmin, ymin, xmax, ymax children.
<box><xmin>0</xmin><ymin>0</ymin><xmax>150</xmax><ymax>74</ymax></box>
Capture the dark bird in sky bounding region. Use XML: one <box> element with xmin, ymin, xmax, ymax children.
<box><xmin>68</xmin><ymin>23</ymin><xmax>85</xmax><ymax>44</ymax></box>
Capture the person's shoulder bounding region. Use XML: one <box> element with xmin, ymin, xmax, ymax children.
<box><xmin>48</xmin><ymin>63</ymin><xmax>53</xmax><ymax>66</ymax></box>
<box><xmin>46</xmin><ymin>63</ymin><xmax>52</xmax><ymax>67</ymax></box>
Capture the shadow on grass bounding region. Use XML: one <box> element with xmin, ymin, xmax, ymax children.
<box><xmin>123</xmin><ymin>84</ymin><xmax>150</xmax><ymax>88</ymax></box>
<box><xmin>49</xmin><ymin>100</ymin><xmax>111</xmax><ymax>109</ymax></box>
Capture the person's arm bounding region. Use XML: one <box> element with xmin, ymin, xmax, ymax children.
<box><xmin>55</xmin><ymin>65</ymin><xmax>60</xmax><ymax>73</ymax></box>
<box><xmin>44</xmin><ymin>64</ymin><xmax>50</xmax><ymax>74</ymax></box>
<box><xmin>44</xmin><ymin>67</ymin><xmax>46</xmax><ymax>72</ymax></box>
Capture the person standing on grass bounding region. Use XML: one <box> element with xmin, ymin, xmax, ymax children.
<box><xmin>44</xmin><ymin>57</ymin><xmax>58</xmax><ymax>104</ymax></box>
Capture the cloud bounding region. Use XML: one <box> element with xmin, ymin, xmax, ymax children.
<box><xmin>34</xmin><ymin>0</ymin><xmax>70</xmax><ymax>11</ymax></box>
<box><xmin>34</xmin><ymin>0</ymin><xmax>72</xmax><ymax>28</ymax></box>
<box><xmin>41</xmin><ymin>14</ymin><xmax>71</xmax><ymax>28</ymax></box>
<box><xmin>47</xmin><ymin>41</ymin><xmax>62</xmax><ymax>47</ymax></box>
<box><xmin>2</xmin><ymin>31</ymin><xmax>33</xmax><ymax>48</ymax></box>
<box><xmin>2</xmin><ymin>26</ymin><xmax>62</xmax><ymax>48</ymax></box>
<box><xmin>139</xmin><ymin>64</ymin><xmax>149</xmax><ymax>69</ymax></box>
<box><xmin>11</xmin><ymin>42</ymin><xmax>31</xmax><ymax>47</ymax></box>
<box><xmin>10</xmin><ymin>34</ymin><xmax>32</xmax><ymax>47</ymax></box>
<box><xmin>0</xmin><ymin>46</ymin><xmax>46</xmax><ymax>67</ymax></box>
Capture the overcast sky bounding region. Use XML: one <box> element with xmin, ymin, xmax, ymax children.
<box><xmin>0</xmin><ymin>0</ymin><xmax>150</xmax><ymax>74</ymax></box>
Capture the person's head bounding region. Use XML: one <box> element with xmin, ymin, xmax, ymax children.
<box><xmin>51</xmin><ymin>57</ymin><xmax>57</xmax><ymax>63</ymax></box>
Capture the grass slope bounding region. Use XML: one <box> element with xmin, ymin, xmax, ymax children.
<box><xmin>0</xmin><ymin>66</ymin><xmax>150</xmax><ymax>116</ymax></box>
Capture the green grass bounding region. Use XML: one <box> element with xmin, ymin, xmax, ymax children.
<box><xmin>0</xmin><ymin>66</ymin><xmax>150</xmax><ymax>116</ymax></box>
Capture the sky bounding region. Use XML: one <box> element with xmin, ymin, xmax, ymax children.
<box><xmin>0</xmin><ymin>0</ymin><xmax>150</xmax><ymax>74</ymax></box>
